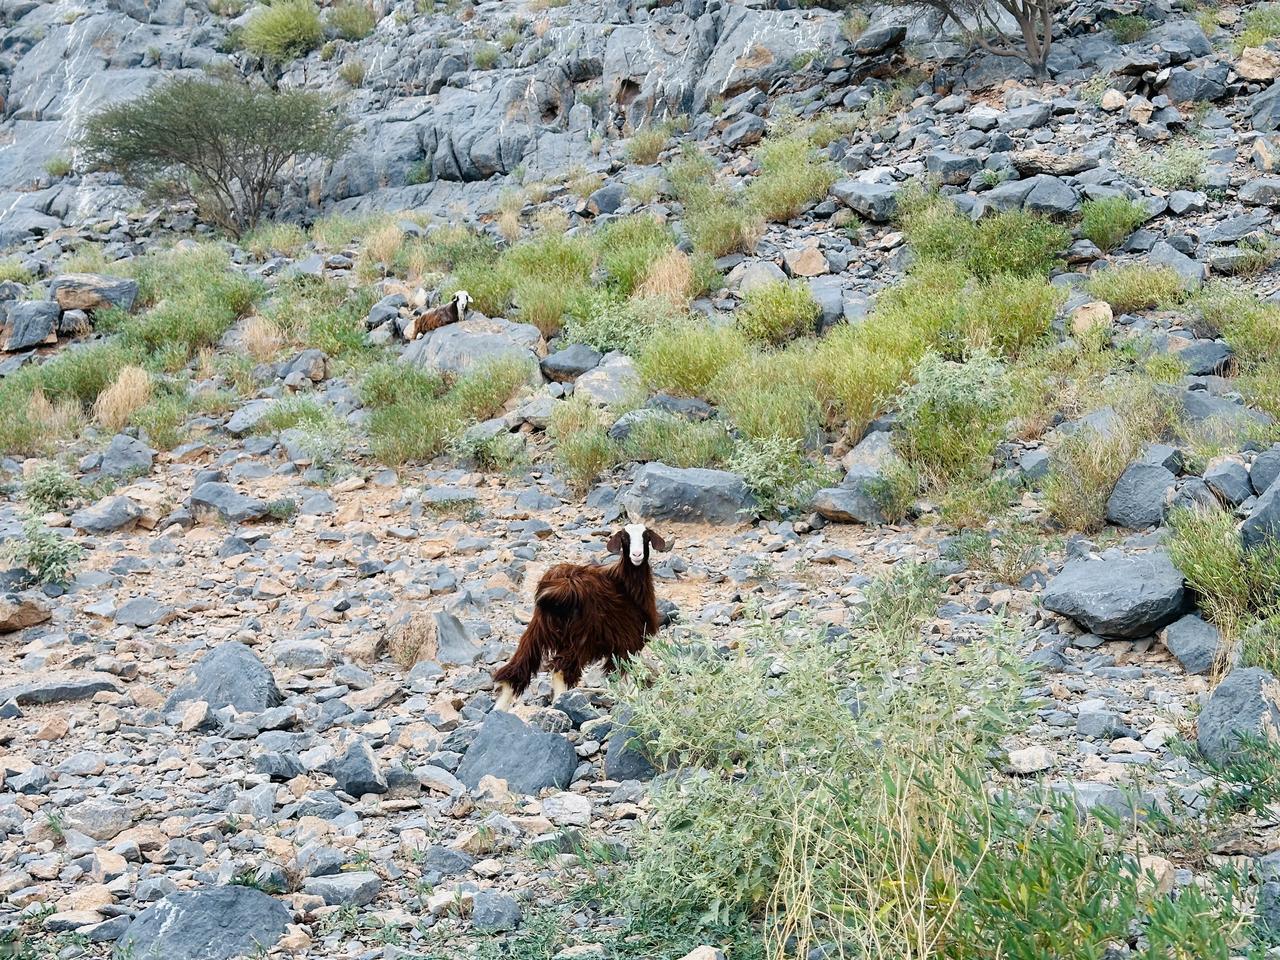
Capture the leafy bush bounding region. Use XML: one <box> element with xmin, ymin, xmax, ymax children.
<box><xmin>1168</xmin><ymin>505</ymin><xmax>1280</xmax><ymax>645</ymax></box>
<box><xmin>896</xmin><ymin>350</ymin><xmax>1011</xmax><ymax>483</ymax></box>
<box><xmin>1196</xmin><ymin>280</ymin><xmax>1280</xmax><ymax>361</ymax></box>
<box><xmin>472</xmin><ymin>42</ymin><xmax>500</xmax><ymax>69</ymax></box>
<box><xmin>1108</xmin><ymin>13</ymin><xmax>1151</xmax><ymax>41</ymax></box>
<box><xmin>736</xmin><ymin>280</ymin><xmax>821</xmax><ymax>345</ymax></box>
<box><xmin>1085</xmin><ymin>265</ymin><xmax>1188</xmax><ymax>313</ymax></box>
<box><xmin>1128</xmin><ymin>139</ymin><xmax>1206</xmax><ymax>190</ymax></box>
<box><xmin>637</xmin><ymin>320</ymin><xmax>749</xmax><ymax>397</ymax></box>
<box><xmin>241</xmin><ymin>0</ymin><xmax>324</xmax><ymax>60</ymax></box>
<box><xmin>24</xmin><ymin>464</ymin><xmax>83</xmax><ymax>515</ymax></box>
<box><xmin>745</xmin><ymin>135</ymin><xmax>838</xmax><ymax>222</ymax></box>
<box><xmin>563</xmin><ymin>291</ymin><xmax>672</xmax><ymax>355</ymax></box>
<box><xmin>622</xmin><ymin>415</ymin><xmax>735</xmax><ymax>469</ymax></box>
<box><xmin>548</xmin><ymin>395</ymin><xmax>618</xmax><ymax>493</ymax></box>
<box><xmin>728</xmin><ymin>436</ymin><xmax>834</xmax><ymax>518</ymax></box>
<box><xmin>0</xmin><ymin>260</ymin><xmax>33</xmax><ymax>284</ymax></box>
<box><xmin>327</xmin><ymin>0</ymin><xmax>376</xmax><ymax>39</ymax></box>
<box><xmin>7</xmin><ymin>518</ymin><xmax>83</xmax><ymax>585</ymax></box>
<box><xmin>626</xmin><ymin>124</ymin><xmax>672</xmax><ymax>165</ymax></box>
<box><xmin>1079</xmin><ymin>196</ymin><xmax>1148</xmax><ymax>252</ymax></box>
<box><xmin>712</xmin><ymin>351</ymin><xmax>820</xmax><ymax>444</ymax></box>
<box><xmin>80</xmin><ymin>78</ymin><xmax>349</xmax><ymax>237</ymax></box>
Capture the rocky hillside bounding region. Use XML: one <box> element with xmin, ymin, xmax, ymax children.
<box><xmin>9</xmin><ymin>0</ymin><xmax>1280</xmax><ymax>957</ymax></box>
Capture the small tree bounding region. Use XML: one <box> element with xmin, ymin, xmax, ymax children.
<box><xmin>79</xmin><ymin>78</ymin><xmax>351</xmax><ymax>237</ymax></box>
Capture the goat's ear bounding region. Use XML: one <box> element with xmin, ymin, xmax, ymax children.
<box><xmin>647</xmin><ymin>530</ymin><xmax>671</xmax><ymax>552</ymax></box>
<box><xmin>605</xmin><ymin>530</ymin><xmax>626</xmax><ymax>555</ymax></box>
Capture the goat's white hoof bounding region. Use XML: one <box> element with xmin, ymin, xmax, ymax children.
<box><xmin>494</xmin><ymin>684</ymin><xmax>515</xmax><ymax>712</ymax></box>
<box><xmin>551</xmin><ymin>671</ymin><xmax>569</xmax><ymax>701</ymax></box>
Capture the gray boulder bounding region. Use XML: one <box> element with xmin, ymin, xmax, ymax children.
<box><xmin>71</xmin><ymin>496</ymin><xmax>143</xmax><ymax>534</ymax></box>
<box><xmin>1</xmin><ymin>301</ymin><xmax>59</xmax><ymax>352</ymax></box>
<box><xmin>330</xmin><ymin>740</ymin><xmax>387</xmax><ymax>796</ymax></box>
<box><xmin>301</xmin><ymin>872</ymin><xmax>382</xmax><ymax>907</ymax></box>
<box><xmin>191</xmin><ymin>482</ymin><xmax>269</xmax><ymax>524</ymax></box>
<box><xmin>620</xmin><ymin>463</ymin><xmax>755</xmax><ymax>524</ymax></box>
<box><xmin>0</xmin><ymin>593</ymin><xmax>52</xmax><ymax>633</ymax></box>
<box><xmin>811</xmin><ymin>485</ymin><xmax>886</xmax><ymax>524</ymax></box>
<box><xmin>114</xmin><ymin>886</ymin><xmax>290</xmax><ymax>960</ymax></box>
<box><xmin>1149</xmin><ymin>240</ymin><xmax>1206</xmax><ymax>288</ymax></box>
<box><xmin>853</xmin><ymin>23</ymin><xmax>906</xmax><ymax>54</ymax></box>
<box><xmin>830</xmin><ymin>180</ymin><xmax>899</xmax><ymax>221</ymax></box>
<box><xmin>226</xmin><ymin>399</ymin><xmax>277</xmax><ymax>437</ymax></box>
<box><xmin>1204</xmin><ymin>457</ymin><xmax>1253</xmax><ymax>507</ymax></box>
<box><xmin>1241</xmin><ymin>177</ymin><xmax>1280</xmax><ymax>206</ymax></box>
<box><xmin>165</xmin><ymin>643</ymin><xmax>282</xmax><ymax>714</ymax></box>
<box><xmin>456</xmin><ymin>709</ymin><xmax>577</xmax><ymax>795</ymax></box>
<box><xmin>472</xmin><ymin>891</ymin><xmax>522</xmax><ymax>933</ymax></box>
<box><xmin>1160</xmin><ymin>614</ymin><xmax>1223</xmax><ymax>676</ymax></box>
<box><xmin>50</xmin><ymin>274</ymin><xmax>138</xmax><ymax>314</ymax></box>
<box><xmin>401</xmin><ymin>316</ymin><xmax>541</xmax><ymax>378</ymax></box>
<box><xmin>100</xmin><ymin>433</ymin><xmax>155</xmax><ymax>478</ymax></box>
<box><xmin>114</xmin><ymin>596</ymin><xmax>174</xmax><ymax>629</ymax></box>
<box><xmin>1105</xmin><ymin>461</ymin><xmax>1175</xmax><ymax>529</ymax></box>
<box><xmin>1042</xmin><ymin>551</ymin><xmax>1187</xmax><ymax>638</ymax></box>
<box><xmin>1254</xmin><ymin>448</ymin><xmax>1280</xmax><ymax>495</ymax></box>
<box><xmin>0</xmin><ymin>671</ymin><xmax>121</xmax><ymax>706</ymax></box>
<box><xmin>1243</xmin><ymin>476</ymin><xmax>1280</xmax><ymax>551</ymax></box>
<box><xmin>1197</xmin><ymin>667</ymin><xmax>1280</xmax><ymax>766</ymax></box>
<box><xmin>541</xmin><ymin>344</ymin><xmax>602</xmax><ymax>382</ymax></box>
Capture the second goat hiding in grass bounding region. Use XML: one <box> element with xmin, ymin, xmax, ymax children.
<box><xmin>493</xmin><ymin>524</ymin><xmax>669</xmax><ymax>710</ymax></box>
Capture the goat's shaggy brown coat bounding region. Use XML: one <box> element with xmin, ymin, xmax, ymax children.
<box><xmin>492</xmin><ymin>525</ymin><xmax>668</xmax><ymax>708</ymax></box>
<box><xmin>404</xmin><ymin>289</ymin><xmax>472</xmax><ymax>340</ymax></box>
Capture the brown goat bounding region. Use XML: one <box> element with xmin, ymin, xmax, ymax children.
<box><xmin>492</xmin><ymin>524</ymin><xmax>669</xmax><ymax>711</ymax></box>
<box><xmin>403</xmin><ymin>289</ymin><xmax>472</xmax><ymax>341</ymax></box>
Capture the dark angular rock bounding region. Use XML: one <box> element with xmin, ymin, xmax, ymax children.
<box><xmin>0</xmin><ymin>671</ymin><xmax>121</xmax><ymax>705</ymax></box>
<box><xmin>621</xmin><ymin>463</ymin><xmax>755</xmax><ymax>524</ymax></box>
<box><xmin>1254</xmin><ymin>448</ymin><xmax>1280</xmax><ymax>495</ymax></box>
<box><xmin>1105</xmin><ymin>461</ymin><xmax>1175</xmax><ymax>529</ymax></box>
<box><xmin>301</xmin><ymin>872</ymin><xmax>382</xmax><ymax>906</ymax></box>
<box><xmin>1042</xmin><ymin>551</ymin><xmax>1187</xmax><ymax>638</ymax></box>
<box><xmin>1204</xmin><ymin>458</ymin><xmax>1253</xmax><ymax>507</ymax></box>
<box><xmin>1243</xmin><ymin>476</ymin><xmax>1280</xmax><ymax>552</ymax></box>
<box><xmin>114</xmin><ymin>596</ymin><xmax>174</xmax><ymax>628</ymax></box>
<box><xmin>541</xmin><ymin>344</ymin><xmax>602</xmax><ymax>382</ymax></box>
<box><xmin>472</xmin><ymin>890</ymin><xmax>522</xmax><ymax>933</ymax></box>
<box><xmin>165</xmin><ymin>643</ymin><xmax>282</xmax><ymax>713</ymax></box>
<box><xmin>100</xmin><ymin>434</ymin><xmax>155</xmax><ymax>478</ymax></box>
<box><xmin>190</xmin><ymin>482</ymin><xmax>268</xmax><ymax>523</ymax></box>
<box><xmin>1198</xmin><ymin>666</ymin><xmax>1280</xmax><ymax>765</ymax></box>
<box><xmin>830</xmin><ymin>180</ymin><xmax>898</xmax><ymax>222</ymax></box>
<box><xmin>113</xmin><ymin>886</ymin><xmax>290</xmax><ymax>960</ymax></box>
<box><xmin>329</xmin><ymin>739</ymin><xmax>387</xmax><ymax>796</ymax></box>
<box><xmin>1160</xmin><ymin>614</ymin><xmax>1223</xmax><ymax>675</ymax></box>
<box><xmin>456</xmin><ymin>709</ymin><xmax>577</xmax><ymax>795</ymax></box>
<box><xmin>853</xmin><ymin>24</ymin><xmax>906</xmax><ymax>55</ymax></box>
<box><xmin>1</xmin><ymin>301</ymin><xmax>58</xmax><ymax>351</ymax></box>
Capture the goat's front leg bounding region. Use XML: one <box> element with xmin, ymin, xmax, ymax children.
<box><xmin>494</xmin><ymin>683</ymin><xmax>518</xmax><ymax>711</ymax></box>
<box><xmin>551</xmin><ymin>672</ymin><xmax>569</xmax><ymax>700</ymax></box>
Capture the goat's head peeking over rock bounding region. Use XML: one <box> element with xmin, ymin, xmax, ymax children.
<box><xmin>607</xmin><ymin>523</ymin><xmax>669</xmax><ymax>567</ymax></box>
<box><xmin>453</xmin><ymin>289</ymin><xmax>472</xmax><ymax>320</ymax></box>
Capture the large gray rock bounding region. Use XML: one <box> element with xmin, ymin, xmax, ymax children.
<box><xmin>1198</xmin><ymin>667</ymin><xmax>1280</xmax><ymax>766</ymax></box>
<box><xmin>114</xmin><ymin>886</ymin><xmax>290</xmax><ymax>960</ymax></box>
<box><xmin>1254</xmin><ymin>448</ymin><xmax>1280</xmax><ymax>495</ymax></box>
<box><xmin>1243</xmin><ymin>476</ymin><xmax>1280</xmax><ymax>551</ymax></box>
<box><xmin>471</xmin><ymin>891</ymin><xmax>522</xmax><ymax>933</ymax></box>
<box><xmin>50</xmin><ymin>274</ymin><xmax>138</xmax><ymax>314</ymax></box>
<box><xmin>401</xmin><ymin>316</ymin><xmax>541</xmax><ymax>378</ymax></box>
<box><xmin>620</xmin><ymin>463</ymin><xmax>755</xmax><ymax>524</ymax></box>
<box><xmin>1160</xmin><ymin>614</ymin><xmax>1223</xmax><ymax>676</ymax></box>
<box><xmin>1105</xmin><ymin>461</ymin><xmax>1175</xmax><ymax>528</ymax></box>
<box><xmin>1240</xmin><ymin>177</ymin><xmax>1280</xmax><ymax>206</ymax></box>
<box><xmin>165</xmin><ymin>643</ymin><xmax>282</xmax><ymax>714</ymax></box>
<box><xmin>1</xmin><ymin>301</ymin><xmax>59</xmax><ymax>352</ymax></box>
<box><xmin>1149</xmin><ymin>240</ymin><xmax>1206</xmax><ymax>288</ymax></box>
<box><xmin>330</xmin><ymin>740</ymin><xmax>387</xmax><ymax>797</ymax></box>
<box><xmin>302</xmin><ymin>872</ymin><xmax>382</xmax><ymax>906</ymax></box>
<box><xmin>100</xmin><ymin>433</ymin><xmax>155</xmax><ymax>478</ymax></box>
<box><xmin>811</xmin><ymin>485</ymin><xmax>886</xmax><ymax>524</ymax></box>
<box><xmin>813</xmin><ymin>430</ymin><xmax>904</xmax><ymax>524</ymax></box>
<box><xmin>456</xmin><ymin>709</ymin><xmax>577</xmax><ymax>795</ymax></box>
<box><xmin>541</xmin><ymin>344</ymin><xmax>601</xmax><ymax>382</ymax></box>
<box><xmin>1042</xmin><ymin>551</ymin><xmax>1188</xmax><ymax>638</ymax></box>
<box><xmin>830</xmin><ymin>180</ymin><xmax>899</xmax><ymax>222</ymax></box>
<box><xmin>226</xmin><ymin>399</ymin><xmax>276</xmax><ymax>437</ymax></box>
<box><xmin>70</xmin><ymin>496</ymin><xmax>142</xmax><ymax>534</ymax></box>
<box><xmin>190</xmin><ymin>482</ymin><xmax>268</xmax><ymax>524</ymax></box>
<box><xmin>0</xmin><ymin>671</ymin><xmax>121</xmax><ymax>705</ymax></box>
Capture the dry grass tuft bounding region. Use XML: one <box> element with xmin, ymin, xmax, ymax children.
<box><xmin>636</xmin><ymin>248</ymin><xmax>695</xmax><ymax>307</ymax></box>
<box><xmin>383</xmin><ymin>609</ymin><xmax>438</xmax><ymax>669</ymax></box>
<box><xmin>28</xmin><ymin>388</ymin><xmax>84</xmax><ymax>441</ymax></box>
<box><xmin>92</xmin><ymin>365</ymin><xmax>152</xmax><ymax>431</ymax></box>
<box><xmin>242</xmin><ymin>316</ymin><xmax>285</xmax><ymax>361</ymax></box>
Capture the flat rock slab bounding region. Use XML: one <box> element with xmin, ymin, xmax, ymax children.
<box><xmin>0</xmin><ymin>671</ymin><xmax>121</xmax><ymax>705</ymax></box>
<box><xmin>0</xmin><ymin>593</ymin><xmax>52</xmax><ymax>633</ymax></box>
<box><xmin>456</xmin><ymin>709</ymin><xmax>577</xmax><ymax>795</ymax></box>
<box><xmin>114</xmin><ymin>885</ymin><xmax>289</xmax><ymax>960</ymax></box>
<box><xmin>50</xmin><ymin>274</ymin><xmax>138</xmax><ymax>314</ymax></box>
<box><xmin>1042</xmin><ymin>551</ymin><xmax>1187</xmax><ymax>638</ymax></box>
<box><xmin>620</xmin><ymin>463</ymin><xmax>755</xmax><ymax>525</ymax></box>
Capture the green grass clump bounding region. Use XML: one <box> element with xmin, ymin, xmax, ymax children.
<box><xmin>1128</xmin><ymin>139</ymin><xmax>1206</xmax><ymax>190</ymax></box>
<box><xmin>1079</xmin><ymin>196</ymin><xmax>1149</xmax><ymax>252</ymax></box>
<box><xmin>0</xmin><ymin>260</ymin><xmax>33</xmax><ymax>283</ymax></box>
<box><xmin>254</xmin><ymin>396</ymin><xmax>330</xmax><ymax>433</ymax></box>
<box><xmin>242</xmin><ymin>222</ymin><xmax>309</xmax><ymax>259</ymax></box>
<box><xmin>472</xmin><ymin>42</ymin><xmax>501</xmax><ymax>69</ymax></box>
<box><xmin>626</xmin><ymin>124</ymin><xmax>673</xmax><ymax>165</ymax></box>
<box><xmin>637</xmin><ymin>319</ymin><xmax>749</xmax><ymax>397</ymax></box>
<box><xmin>595</xmin><ymin>215</ymin><xmax>675</xmax><ymax>296</ymax></box>
<box><xmin>1168</xmin><ymin>505</ymin><xmax>1280</xmax><ymax>648</ymax></box>
<box><xmin>1235</xmin><ymin>3</ymin><xmax>1280</xmax><ymax>53</ymax></box>
<box><xmin>548</xmin><ymin>395</ymin><xmax>618</xmax><ymax>493</ymax></box>
<box><xmin>1195</xmin><ymin>280</ymin><xmax>1280</xmax><ymax>361</ymax></box>
<box><xmin>902</xmin><ymin>194</ymin><xmax>1069</xmax><ymax>279</ymax></box>
<box><xmin>362</xmin><ymin>358</ymin><xmax>529</xmax><ymax>465</ymax></box>
<box><xmin>7</xmin><ymin>518</ymin><xmax>83</xmax><ymax>585</ymax></box>
<box><xmin>622</xmin><ymin>415</ymin><xmax>735</xmax><ymax>469</ymax></box>
<box><xmin>24</xmin><ymin>464</ymin><xmax>83</xmax><ymax>515</ymax></box>
<box><xmin>711</xmin><ymin>351</ymin><xmax>819</xmax><ymax>445</ymax></box>
<box><xmin>961</xmin><ymin>273</ymin><xmax>1063</xmax><ymax>358</ymax></box>
<box><xmin>241</xmin><ymin>0</ymin><xmax>324</xmax><ymax>60</ymax></box>
<box><xmin>745</xmin><ymin>135</ymin><xmax>838</xmax><ymax>222</ymax></box>
<box><xmin>1085</xmin><ymin>265</ymin><xmax>1189</xmax><ymax>313</ymax></box>
<box><xmin>666</xmin><ymin>148</ymin><xmax>763</xmax><ymax>257</ymax></box>
<box><xmin>897</xmin><ymin>350</ymin><xmax>1011</xmax><ymax>484</ymax></box>
<box><xmin>503</xmin><ymin>230</ymin><xmax>595</xmax><ymax>335</ymax></box>
<box><xmin>1108</xmin><ymin>14</ymin><xmax>1151</xmax><ymax>41</ymax></box>
<box><xmin>736</xmin><ymin>280</ymin><xmax>821</xmax><ymax>345</ymax></box>
<box><xmin>131</xmin><ymin>391</ymin><xmax>192</xmax><ymax>450</ymax></box>
<box><xmin>326</xmin><ymin>0</ymin><xmax>376</xmax><ymax>39</ymax></box>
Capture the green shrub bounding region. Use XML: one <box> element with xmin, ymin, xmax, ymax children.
<box><xmin>626</xmin><ymin>124</ymin><xmax>672</xmax><ymax>165</ymax></box>
<box><xmin>961</xmin><ymin>273</ymin><xmax>1062</xmax><ymax>358</ymax></box>
<box><xmin>80</xmin><ymin>78</ymin><xmax>348</xmax><ymax>237</ymax></box>
<box><xmin>254</xmin><ymin>396</ymin><xmax>329</xmax><ymax>433</ymax></box>
<box><xmin>728</xmin><ymin>435</ymin><xmax>834</xmax><ymax>518</ymax></box>
<box><xmin>666</xmin><ymin>147</ymin><xmax>717</xmax><ymax>207</ymax></box>
<box><xmin>131</xmin><ymin>392</ymin><xmax>191</xmax><ymax>450</ymax></box>
<box><xmin>1168</xmin><ymin>505</ymin><xmax>1280</xmax><ymax>646</ymax></box>
<box><xmin>452</xmin><ymin>430</ymin><xmax>526</xmax><ymax>471</ymax></box>
<box><xmin>637</xmin><ymin>319</ymin><xmax>749</xmax><ymax>397</ymax></box>
<box><xmin>595</xmin><ymin>215</ymin><xmax>675</xmax><ymax>295</ymax></box>
<box><xmin>735</xmin><ymin>280</ymin><xmax>821</xmax><ymax>345</ymax></box>
<box><xmin>1079</xmin><ymin>196</ymin><xmax>1148</xmax><ymax>252</ymax></box>
<box><xmin>242</xmin><ymin>222</ymin><xmax>309</xmax><ymax>259</ymax></box>
<box><xmin>563</xmin><ymin>291</ymin><xmax>671</xmax><ymax>355</ymax></box>
<box><xmin>1043</xmin><ymin>425</ymin><xmax>1138</xmax><ymax>533</ymax></box>
<box><xmin>712</xmin><ymin>352</ymin><xmax>819</xmax><ymax>444</ymax></box>
<box><xmin>622</xmin><ymin>415</ymin><xmax>735</xmax><ymax>469</ymax></box>
<box><xmin>1085</xmin><ymin>265</ymin><xmax>1188</xmax><ymax>313</ymax></box>
<box><xmin>1128</xmin><ymin>139</ymin><xmax>1206</xmax><ymax>190</ymax></box>
<box><xmin>338</xmin><ymin>60</ymin><xmax>366</xmax><ymax>86</ymax></box>
<box><xmin>7</xmin><ymin>518</ymin><xmax>83</xmax><ymax>585</ymax></box>
<box><xmin>504</xmin><ymin>230</ymin><xmax>595</xmax><ymax>334</ymax></box>
<box><xmin>745</xmin><ymin>136</ymin><xmax>838</xmax><ymax>222</ymax></box>
<box><xmin>472</xmin><ymin>42</ymin><xmax>500</xmax><ymax>69</ymax></box>
<box><xmin>548</xmin><ymin>395</ymin><xmax>618</xmax><ymax>493</ymax></box>
<box><xmin>1235</xmin><ymin>4</ymin><xmax>1280</xmax><ymax>53</ymax></box>
<box><xmin>683</xmin><ymin>192</ymin><xmax>764</xmax><ymax>258</ymax></box>
<box><xmin>1196</xmin><ymin>280</ymin><xmax>1280</xmax><ymax>361</ymax></box>
<box><xmin>896</xmin><ymin>350</ymin><xmax>1011</xmax><ymax>484</ymax></box>
<box><xmin>1108</xmin><ymin>14</ymin><xmax>1151</xmax><ymax>41</ymax></box>
<box><xmin>241</xmin><ymin>0</ymin><xmax>324</xmax><ymax>60</ymax></box>
<box><xmin>327</xmin><ymin>0</ymin><xmax>376</xmax><ymax>39</ymax></box>
<box><xmin>903</xmin><ymin>196</ymin><xmax>1068</xmax><ymax>279</ymax></box>
<box><xmin>44</xmin><ymin>156</ymin><xmax>72</xmax><ymax>178</ymax></box>
<box><xmin>24</xmin><ymin>464</ymin><xmax>83</xmax><ymax>515</ymax></box>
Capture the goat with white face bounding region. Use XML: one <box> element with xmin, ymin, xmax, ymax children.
<box><xmin>404</xmin><ymin>289</ymin><xmax>472</xmax><ymax>340</ymax></box>
<box><xmin>492</xmin><ymin>524</ymin><xmax>670</xmax><ymax>711</ymax></box>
